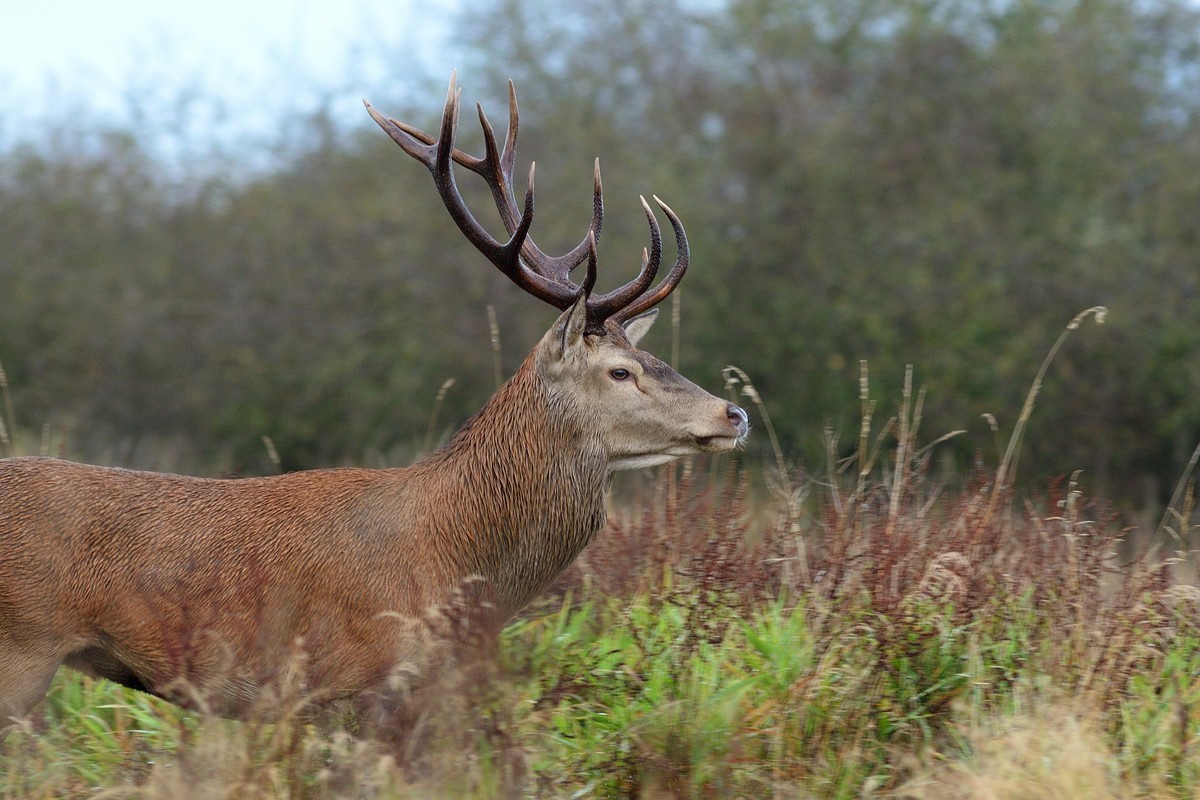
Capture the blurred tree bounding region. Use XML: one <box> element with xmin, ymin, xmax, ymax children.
<box><xmin>1</xmin><ymin>0</ymin><xmax>1199</xmax><ymax>508</ymax></box>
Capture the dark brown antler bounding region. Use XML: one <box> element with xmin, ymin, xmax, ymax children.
<box><xmin>364</xmin><ymin>72</ymin><xmax>689</xmax><ymax>329</ymax></box>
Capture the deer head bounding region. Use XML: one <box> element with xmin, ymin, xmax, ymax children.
<box><xmin>364</xmin><ymin>74</ymin><xmax>749</xmax><ymax>469</ymax></box>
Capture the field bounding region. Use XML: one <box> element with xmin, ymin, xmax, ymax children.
<box><xmin>6</xmin><ymin>1</ymin><xmax>1200</xmax><ymax>794</ymax></box>
<box><xmin>2</xmin><ymin>319</ymin><xmax>1200</xmax><ymax>799</ymax></box>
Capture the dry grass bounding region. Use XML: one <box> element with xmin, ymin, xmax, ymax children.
<box><xmin>899</xmin><ymin>704</ymin><xmax>1128</xmax><ymax>800</ymax></box>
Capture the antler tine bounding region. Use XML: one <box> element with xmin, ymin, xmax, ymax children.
<box><xmin>368</xmin><ymin>76</ymin><xmax>690</xmax><ymax>324</ymax></box>
<box><xmin>565</xmin><ymin>159</ymin><xmax>605</xmax><ymax>272</ymax></box>
<box><xmin>532</xmin><ymin>158</ymin><xmax>605</xmax><ymax>282</ymax></box>
<box><xmin>384</xmin><ymin>77</ymin><xmax>599</xmax><ymax>296</ymax></box>
<box><xmin>366</xmin><ymin>74</ymin><xmax>578</xmax><ymax>309</ymax></box>
<box><xmin>428</xmin><ymin>79</ymin><xmax>535</xmax><ymax>287</ymax></box>
<box><xmin>499</xmin><ymin>84</ymin><xmax>600</xmax><ymax>281</ymax></box>
<box><xmin>586</xmin><ymin>195</ymin><xmax>663</xmax><ymax>319</ymax></box>
<box><xmin>471</xmin><ymin>98</ymin><xmax>522</xmax><ymax>240</ymax></box>
<box><xmin>500</xmin><ymin>81</ymin><xmax>519</xmax><ymax>192</ymax></box>
<box><xmin>376</xmin><ymin>81</ymin><xmax>601</xmax><ymax>265</ymax></box>
<box><xmin>610</xmin><ymin>196</ymin><xmax>690</xmax><ymax>323</ymax></box>
<box><xmin>462</xmin><ymin>84</ymin><xmax>601</xmax><ymax>286</ymax></box>
<box><xmin>385</xmin><ymin>117</ymin><xmax>486</xmax><ymax>172</ymax></box>
<box><xmin>582</xmin><ymin>228</ymin><xmax>599</xmax><ymax>296</ymax></box>
<box><xmin>364</xmin><ymin>100</ymin><xmax>433</xmax><ymax>164</ymax></box>
<box><xmin>371</xmin><ymin>76</ymin><xmax>491</xmax><ymax>175</ymax></box>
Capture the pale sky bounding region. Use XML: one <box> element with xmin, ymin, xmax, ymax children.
<box><xmin>0</xmin><ymin>0</ymin><xmax>463</xmax><ymax>153</ymax></box>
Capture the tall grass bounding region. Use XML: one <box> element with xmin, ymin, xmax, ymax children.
<box><xmin>2</xmin><ymin>460</ymin><xmax>1190</xmax><ymax>796</ymax></box>
<box><xmin>2</xmin><ymin>308</ymin><xmax>1199</xmax><ymax>797</ymax></box>
<box><xmin>5</xmin><ymin>435</ymin><xmax>1194</xmax><ymax>796</ymax></box>
<box><xmin>0</xmin><ymin>359</ymin><xmax>16</xmax><ymax>456</ymax></box>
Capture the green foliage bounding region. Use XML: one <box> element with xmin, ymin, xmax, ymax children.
<box><xmin>0</xmin><ymin>672</ymin><xmax>185</xmax><ymax>795</ymax></box>
<box><xmin>1118</xmin><ymin>607</ymin><xmax>1200</xmax><ymax>790</ymax></box>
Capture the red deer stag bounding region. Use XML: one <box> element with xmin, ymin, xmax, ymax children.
<box><xmin>0</xmin><ymin>75</ymin><xmax>748</xmax><ymax>724</ymax></box>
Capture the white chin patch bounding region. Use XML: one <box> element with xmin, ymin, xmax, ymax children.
<box><xmin>607</xmin><ymin>453</ymin><xmax>683</xmax><ymax>472</ymax></box>
<box><xmin>697</xmin><ymin>436</ymin><xmax>738</xmax><ymax>453</ymax></box>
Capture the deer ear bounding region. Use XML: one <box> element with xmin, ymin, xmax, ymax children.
<box><xmin>621</xmin><ymin>308</ymin><xmax>659</xmax><ymax>346</ymax></box>
<box><xmin>548</xmin><ymin>293</ymin><xmax>589</xmax><ymax>362</ymax></box>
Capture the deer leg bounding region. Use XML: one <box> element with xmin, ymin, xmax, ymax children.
<box><xmin>0</xmin><ymin>644</ymin><xmax>62</xmax><ymax>726</ymax></box>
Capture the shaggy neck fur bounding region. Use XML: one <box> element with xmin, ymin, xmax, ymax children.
<box><xmin>409</xmin><ymin>351</ymin><xmax>609</xmax><ymax>620</ymax></box>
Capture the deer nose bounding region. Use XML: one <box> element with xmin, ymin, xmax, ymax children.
<box><xmin>727</xmin><ymin>404</ymin><xmax>749</xmax><ymax>436</ymax></box>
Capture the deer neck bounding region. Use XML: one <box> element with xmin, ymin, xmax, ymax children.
<box><xmin>414</xmin><ymin>358</ymin><xmax>608</xmax><ymax>617</ymax></box>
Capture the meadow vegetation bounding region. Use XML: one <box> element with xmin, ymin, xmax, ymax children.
<box><xmin>3</xmin><ymin>338</ymin><xmax>1198</xmax><ymax>798</ymax></box>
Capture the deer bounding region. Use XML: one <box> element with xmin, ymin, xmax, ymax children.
<box><xmin>0</xmin><ymin>74</ymin><xmax>748</xmax><ymax>727</ymax></box>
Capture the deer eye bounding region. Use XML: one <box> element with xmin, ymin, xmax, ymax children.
<box><xmin>610</xmin><ymin>368</ymin><xmax>632</xmax><ymax>381</ymax></box>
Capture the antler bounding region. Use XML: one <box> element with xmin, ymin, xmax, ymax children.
<box><xmin>363</xmin><ymin>72</ymin><xmax>689</xmax><ymax>329</ymax></box>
